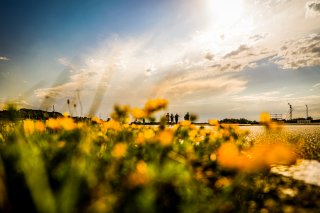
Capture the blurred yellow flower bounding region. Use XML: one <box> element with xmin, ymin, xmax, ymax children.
<box><xmin>180</xmin><ymin>120</ymin><xmax>191</xmax><ymax>127</ymax></box>
<box><xmin>112</xmin><ymin>143</ymin><xmax>127</xmax><ymax>159</ymax></box>
<box><xmin>60</xmin><ymin>117</ymin><xmax>77</xmax><ymax>131</ymax></box>
<box><xmin>46</xmin><ymin>118</ymin><xmax>60</xmax><ymax>130</ymax></box>
<box><xmin>188</xmin><ymin>129</ymin><xmax>197</xmax><ymax>140</ymax></box>
<box><xmin>144</xmin><ymin>98</ymin><xmax>168</xmax><ymax>115</ymax></box>
<box><xmin>260</xmin><ymin>112</ymin><xmax>271</xmax><ymax>123</ymax></box>
<box><xmin>128</xmin><ymin>161</ymin><xmax>149</xmax><ymax>187</ymax></box>
<box><xmin>131</xmin><ymin>107</ymin><xmax>145</xmax><ymax>119</ymax></box>
<box><xmin>135</xmin><ymin>132</ymin><xmax>145</xmax><ymax>145</ymax></box>
<box><xmin>217</xmin><ymin>143</ymin><xmax>240</xmax><ymax>169</ymax></box>
<box><xmin>143</xmin><ymin>129</ymin><xmax>155</xmax><ymax>140</ymax></box>
<box><xmin>23</xmin><ymin>119</ymin><xmax>35</xmax><ymax>134</ymax></box>
<box><xmin>35</xmin><ymin>121</ymin><xmax>45</xmax><ymax>132</ymax></box>
<box><xmin>208</xmin><ymin>119</ymin><xmax>219</xmax><ymax>126</ymax></box>
<box><xmin>217</xmin><ymin>142</ymin><xmax>296</xmax><ymax>172</ymax></box>
<box><xmin>215</xmin><ymin>177</ymin><xmax>232</xmax><ymax>188</ymax></box>
<box><xmin>101</xmin><ymin>120</ymin><xmax>121</xmax><ymax>132</ymax></box>
<box><xmin>92</xmin><ymin>117</ymin><xmax>103</xmax><ymax>124</ymax></box>
<box><xmin>158</xmin><ymin>129</ymin><xmax>174</xmax><ymax>146</ymax></box>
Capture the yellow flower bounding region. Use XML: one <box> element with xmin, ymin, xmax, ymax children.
<box><xmin>35</xmin><ymin>121</ymin><xmax>45</xmax><ymax>132</ymax></box>
<box><xmin>188</xmin><ymin>129</ymin><xmax>198</xmax><ymax>140</ymax></box>
<box><xmin>92</xmin><ymin>116</ymin><xmax>103</xmax><ymax>124</ymax></box>
<box><xmin>217</xmin><ymin>143</ymin><xmax>240</xmax><ymax>169</ymax></box>
<box><xmin>128</xmin><ymin>161</ymin><xmax>149</xmax><ymax>187</ymax></box>
<box><xmin>135</xmin><ymin>132</ymin><xmax>145</xmax><ymax>145</ymax></box>
<box><xmin>112</xmin><ymin>143</ymin><xmax>127</xmax><ymax>159</ymax></box>
<box><xmin>215</xmin><ymin>177</ymin><xmax>232</xmax><ymax>188</ymax></box>
<box><xmin>46</xmin><ymin>118</ymin><xmax>60</xmax><ymax>130</ymax></box>
<box><xmin>101</xmin><ymin>120</ymin><xmax>121</xmax><ymax>132</ymax></box>
<box><xmin>131</xmin><ymin>107</ymin><xmax>145</xmax><ymax>119</ymax></box>
<box><xmin>260</xmin><ymin>112</ymin><xmax>271</xmax><ymax>123</ymax></box>
<box><xmin>60</xmin><ymin>117</ymin><xmax>76</xmax><ymax>131</ymax></box>
<box><xmin>208</xmin><ymin>119</ymin><xmax>219</xmax><ymax>126</ymax></box>
<box><xmin>144</xmin><ymin>98</ymin><xmax>168</xmax><ymax>115</ymax></box>
<box><xmin>143</xmin><ymin>129</ymin><xmax>155</xmax><ymax>140</ymax></box>
<box><xmin>180</xmin><ymin>120</ymin><xmax>191</xmax><ymax>127</ymax></box>
<box><xmin>23</xmin><ymin>119</ymin><xmax>35</xmax><ymax>134</ymax></box>
<box><xmin>158</xmin><ymin>129</ymin><xmax>174</xmax><ymax>146</ymax></box>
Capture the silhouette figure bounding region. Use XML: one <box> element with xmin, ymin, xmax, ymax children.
<box><xmin>184</xmin><ymin>112</ymin><xmax>190</xmax><ymax>121</ymax></box>
<box><xmin>170</xmin><ymin>114</ymin><xmax>174</xmax><ymax>124</ymax></box>
<box><xmin>174</xmin><ymin>114</ymin><xmax>179</xmax><ymax>124</ymax></box>
<box><xmin>166</xmin><ymin>113</ymin><xmax>170</xmax><ymax>123</ymax></box>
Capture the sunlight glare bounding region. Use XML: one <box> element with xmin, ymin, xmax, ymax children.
<box><xmin>207</xmin><ymin>0</ymin><xmax>245</xmax><ymax>28</ymax></box>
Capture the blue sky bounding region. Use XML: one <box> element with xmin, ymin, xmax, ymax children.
<box><xmin>1</xmin><ymin>0</ymin><xmax>320</xmax><ymax>121</ymax></box>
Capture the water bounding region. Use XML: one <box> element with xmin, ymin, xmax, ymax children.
<box><xmin>241</xmin><ymin>125</ymin><xmax>320</xmax><ymax>186</ymax></box>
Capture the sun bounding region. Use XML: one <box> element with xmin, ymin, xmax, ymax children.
<box><xmin>206</xmin><ymin>0</ymin><xmax>245</xmax><ymax>28</ymax></box>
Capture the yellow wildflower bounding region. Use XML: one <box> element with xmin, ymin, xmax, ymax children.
<box><xmin>128</xmin><ymin>161</ymin><xmax>149</xmax><ymax>187</ymax></box>
<box><xmin>92</xmin><ymin>116</ymin><xmax>103</xmax><ymax>124</ymax></box>
<box><xmin>188</xmin><ymin>129</ymin><xmax>198</xmax><ymax>140</ymax></box>
<box><xmin>23</xmin><ymin>119</ymin><xmax>35</xmax><ymax>134</ymax></box>
<box><xmin>60</xmin><ymin>117</ymin><xmax>76</xmax><ymax>131</ymax></box>
<box><xmin>143</xmin><ymin>129</ymin><xmax>155</xmax><ymax>140</ymax></box>
<box><xmin>208</xmin><ymin>119</ymin><xmax>219</xmax><ymax>126</ymax></box>
<box><xmin>46</xmin><ymin>118</ymin><xmax>60</xmax><ymax>130</ymax></box>
<box><xmin>180</xmin><ymin>120</ymin><xmax>191</xmax><ymax>127</ymax></box>
<box><xmin>158</xmin><ymin>129</ymin><xmax>174</xmax><ymax>146</ymax></box>
<box><xmin>144</xmin><ymin>98</ymin><xmax>168</xmax><ymax>115</ymax></box>
<box><xmin>101</xmin><ymin>120</ymin><xmax>121</xmax><ymax>132</ymax></box>
<box><xmin>260</xmin><ymin>112</ymin><xmax>271</xmax><ymax>123</ymax></box>
<box><xmin>217</xmin><ymin>143</ymin><xmax>240</xmax><ymax>169</ymax></box>
<box><xmin>135</xmin><ymin>132</ymin><xmax>145</xmax><ymax>145</ymax></box>
<box><xmin>131</xmin><ymin>107</ymin><xmax>145</xmax><ymax>119</ymax></box>
<box><xmin>112</xmin><ymin>143</ymin><xmax>127</xmax><ymax>159</ymax></box>
<box><xmin>34</xmin><ymin>121</ymin><xmax>46</xmax><ymax>132</ymax></box>
<box><xmin>215</xmin><ymin>177</ymin><xmax>232</xmax><ymax>188</ymax></box>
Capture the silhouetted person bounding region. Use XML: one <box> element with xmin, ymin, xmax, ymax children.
<box><xmin>142</xmin><ymin>118</ymin><xmax>145</xmax><ymax>125</ymax></box>
<box><xmin>184</xmin><ymin>112</ymin><xmax>190</xmax><ymax>121</ymax></box>
<box><xmin>166</xmin><ymin>113</ymin><xmax>170</xmax><ymax>123</ymax></box>
<box><xmin>170</xmin><ymin>113</ymin><xmax>174</xmax><ymax>124</ymax></box>
<box><xmin>174</xmin><ymin>113</ymin><xmax>179</xmax><ymax>124</ymax></box>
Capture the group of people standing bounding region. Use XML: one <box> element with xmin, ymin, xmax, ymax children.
<box><xmin>166</xmin><ymin>112</ymin><xmax>190</xmax><ymax>124</ymax></box>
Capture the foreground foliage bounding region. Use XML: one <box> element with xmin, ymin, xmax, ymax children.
<box><xmin>0</xmin><ymin>100</ymin><xmax>319</xmax><ymax>213</ymax></box>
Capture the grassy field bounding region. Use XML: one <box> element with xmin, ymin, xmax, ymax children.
<box><xmin>0</xmin><ymin>100</ymin><xmax>319</xmax><ymax>213</ymax></box>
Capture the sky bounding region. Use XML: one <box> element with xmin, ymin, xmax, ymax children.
<box><xmin>0</xmin><ymin>0</ymin><xmax>320</xmax><ymax>121</ymax></box>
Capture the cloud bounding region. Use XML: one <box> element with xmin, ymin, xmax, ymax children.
<box><xmin>273</xmin><ymin>33</ymin><xmax>320</xmax><ymax>69</ymax></box>
<box><xmin>306</xmin><ymin>0</ymin><xmax>320</xmax><ymax>18</ymax></box>
<box><xmin>151</xmin><ymin>70</ymin><xmax>247</xmax><ymax>101</ymax></box>
<box><xmin>0</xmin><ymin>56</ymin><xmax>9</xmax><ymax>61</ymax></box>
<box><xmin>223</xmin><ymin>45</ymin><xmax>251</xmax><ymax>58</ymax></box>
<box><xmin>312</xmin><ymin>82</ymin><xmax>320</xmax><ymax>87</ymax></box>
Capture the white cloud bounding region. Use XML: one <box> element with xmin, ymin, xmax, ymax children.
<box><xmin>306</xmin><ymin>0</ymin><xmax>320</xmax><ymax>18</ymax></box>
<box><xmin>273</xmin><ymin>33</ymin><xmax>320</xmax><ymax>69</ymax></box>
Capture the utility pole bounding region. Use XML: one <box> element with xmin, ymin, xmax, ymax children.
<box><xmin>288</xmin><ymin>103</ymin><xmax>293</xmax><ymax>120</ymax></box>
<box><xmin>306</xmin><ymin>105</ymin><xmax>308</xmax><ymax>119</ymax></box>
